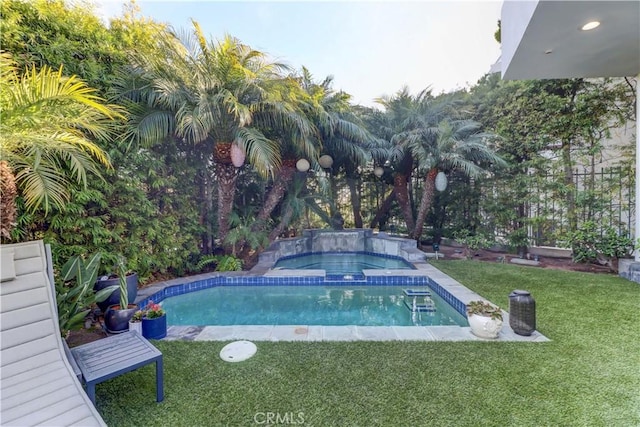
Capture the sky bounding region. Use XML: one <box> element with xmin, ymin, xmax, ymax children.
<box><xmin>94</xmin><ymin>1</ymin><xmax>502</xmax><ymax>107</ymax></box>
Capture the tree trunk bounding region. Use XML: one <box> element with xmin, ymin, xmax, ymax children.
<box><xmin>195</xmin><ymin>160</ymin><xmax>215</xmax><ymax>255</ymax></box>
<box><xmin>238</xmin><ymin>162</ymin><xmax>297</xmax><ymax>258</ymax></box>
<box><xmin>370</xmin><ymin>189</ymin><xmax>396</xmax><ymax>229</ymax></box>
<box><xmin>215</xmin><ymin>162</ymin><xmax>239</xmax><ymax>248</ymax></box>
<box><xmin>269</xmin><ymin>203</ymin><xmax>295</xmax><ymax>241</ymax></box>
<box><xmin>0</xmin><ymin>161</ymin><xmax>17</xmax><ymax>239</ymax></box>
<box><xmin>561</xmin><ymin>140</ymin><xmax>577</xmax><ymax>233</ymax></box>
<box><xmin>394</xmin><ymin>173</ymin><xmax>415</xmax><ymax>234</ymax></box>
<box><xmin>253</xmin><ymin>162</ymin><xmax>297</xmax><ymax>232</ymax></box>
<box><xmin>412</xmin><ymin>168</ymin><xmax>438</xmax><ymax>240</ymax></box>
<box><xmin>346</xmin><ymin>175</ymin><xmax>363</xmax><ymax>228</ymax></box>
<box><xmin>328</xmin><ymin>173</ymin><xmax>344</xmax><ymax>230</ymax></box>
<box><xmin>306</xmin><ymin>198</ymin><xmax>334</xmax><ymax>227</ymax></box>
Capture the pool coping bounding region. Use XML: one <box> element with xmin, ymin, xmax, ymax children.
<box><xmin>135</xmin><ymin>262</ymin><xmax>549</xmax><ymax>343</ymax></box>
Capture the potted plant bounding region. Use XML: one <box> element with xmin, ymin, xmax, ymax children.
<box><xmin>94</xmin><ymin>257</ymin><xmax>138</xmax><ymax>313</ymax></box>
<box><xmin>141</xmin><ymin>300</ymin><xmax>167</xmax><ymax>340</ymax></box>
<box><xmin>94</xmin><ymin>271</ymin><xmax>138</xmax><ymax>313</ymax></box>
<box><xmin>129</xmin><ymin>310</ymin><xmax>144</xmax><ymax>335</ymax></box>
<box><xmin>466</xmin><ymin>300</ymin><xmax>503</xmax><ymax>339</ymax></box>
<box><xmin>56</xmin><ymin>252</ymin><xmax>117</xmax><ymax>338</ymax></box>
<box><xmin>103</xmin><ymin>257</ymin><xmax>138</xmax><ymax>333</ymax></box>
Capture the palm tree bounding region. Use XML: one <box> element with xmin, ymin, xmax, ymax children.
<box><xmin>408</xmin><ymin>119</ymin><xmax>505</xmax><ymax>240</ymax></box>
<box><xmin>373</xmin><ymin>87</ymin><xmax>448</xmax><ymax>234</ymax></box>
<box><xmin>119</xmin><ymin>21</ymin><xmax>304</xmax><ymax>246</ymax></box>
<box><xmin>0</xmin><ymin>53</ymin><xmax>121</xmax><ymax>238</ymax></box>
<box><xmin>269</xmin><ymin>177</ymin><xmax>310</xmax><ymax>241</ymax></box>
<box><xmin>225</xmin><ymin>212</ymin><xmax>269</xmax><ymax>257</ymax></box>
<box><xmin>299</xmin><ymin>69</ymin><xmax>375</xmax><ymax>229</ymax></box>
<box><xmin>251</xmin><ymin>68</ymin><xmax>374</xmax><ymax>235</ymax></box>
<box><xmin>371</xmin><ymin>87</ymin><xmax>500</xmax><ymax>241</ymax></box>
<box><xmin>251</xmin><ymin>73</ymin><xmax>318</xmax><ymax>233</ymax></box>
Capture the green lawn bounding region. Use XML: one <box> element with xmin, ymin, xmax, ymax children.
<box><xmin>97</xmin><ymin>261</ymin><xmax>640</xmax><ymax>426</ymax></box>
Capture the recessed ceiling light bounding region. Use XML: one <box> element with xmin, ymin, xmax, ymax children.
<box><xmin>581</xmin><ymin>21</ymin><xmax>600</xmax><ymax>31</ymax></box>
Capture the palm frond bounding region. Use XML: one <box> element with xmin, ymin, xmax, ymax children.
<box><xmin>13</xmin><ymin>158</ymin><xmax>70</xmax><ymax>213</ymax></box>
<box><xmin>234</xmin><ymin>127</ymin><xmax>281</xmax><ymax>178</ymax></box>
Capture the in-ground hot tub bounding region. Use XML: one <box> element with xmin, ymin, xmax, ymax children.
<box><xmin>255</xmin><ymin>229</ymin><xmax>427</xmax><ymax>273</ymax></box>
<box><xmin>273</xmin><ymin>252</ymin><xmax>415</xmax><ymax>275</ymax></box>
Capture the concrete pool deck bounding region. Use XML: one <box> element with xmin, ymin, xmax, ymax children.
<box><xmin>137</xmin><ymin>260</ymin><xmax>550</xmax><ymax>343</ymax></box>
<box><xmin>163</xmin><ymin>323</ymin><xmax>549</xmax><ymax>342</ymax></box>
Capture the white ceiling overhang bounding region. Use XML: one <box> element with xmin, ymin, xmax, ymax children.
<box><xmin>501</xmin><ymin>0</ymin><xmax>640</xmax><ymax>80</ymax></box>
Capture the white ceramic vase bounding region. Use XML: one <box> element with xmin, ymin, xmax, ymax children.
<box><xmin>468</xmin><ymin>314</ymin><xmax>503</xmax><ymax>339</ymax></box>
<box><xmin>128</xmin><ymin>321</ymin><xmax>142</xmax><ymax>335</ymax></box>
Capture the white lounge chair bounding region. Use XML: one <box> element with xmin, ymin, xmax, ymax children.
<box><xmin>1</xmin><ymin>240</ymin><xmax>106</xmax><ymax>426</ymax></box>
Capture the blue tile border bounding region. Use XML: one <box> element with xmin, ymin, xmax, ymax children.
<box><xmin>427</xmin><ymin>277</ymin><xmax>467</xmax><ymax>316</ymax></box>
<box><xmin>135</xmin><ymin>273</ymin><xmax>466</xmax><ymax>318</ymax></box>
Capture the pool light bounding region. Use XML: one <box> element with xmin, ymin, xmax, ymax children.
<box><xmin>581</xmin><ymin>21</ymin><xmax>600</xmax><ymax>31</ymax></box>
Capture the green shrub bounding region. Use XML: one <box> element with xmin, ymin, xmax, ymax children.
<box><xmin>196</xmin><ymin>254</ymin><xmax>243</xmax><ymax>272</ymax></box>
<box><xmin>565</xmin><ymin>221</ymin><xmax>633</xmax><ymax>269</ymax></box>
<box><xmin>453</xmin><ymin>230</ymin><xmax>494</xmax><ymax>259</ymax></box>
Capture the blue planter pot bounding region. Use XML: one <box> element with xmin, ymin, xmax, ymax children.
<box><xmin>142</xmin><ymin>315</ymin><xmax>167</xmax><ymax>339</ymax></box>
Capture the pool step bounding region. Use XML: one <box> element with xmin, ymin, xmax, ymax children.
<box><xmin>403</xmin><ymin>289</ymin><xmax>436</xmax><ymax>313</ymax></box>
<box><xmin>325</xmin><ymin>274</ymin><xmax>367</xmax><ymax>282</ymax></box>
<box><xmin>403</xmin><ymin>300</ymin><xmax>436</xmax><ymax>312</ymax></box>
<box><xmin>403</xmin><ymin>289</ymin><xmax>431</xmax><ymax>297</ymax></box>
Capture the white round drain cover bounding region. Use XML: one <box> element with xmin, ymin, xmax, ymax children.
<box><xmin>220</xmin><ymin>340</ymin><xmax>257</xmax><ymax>362</ymax></box>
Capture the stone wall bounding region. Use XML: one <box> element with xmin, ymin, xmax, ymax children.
<box><xmin>619</xmin><ymin>259</ymin><xmax>640</xmax><ymax>285</ymax></box>
<box><xmin>258</xmin><ymin>229</ymin><xmax>427</xmax><ymax>265</ymax></box>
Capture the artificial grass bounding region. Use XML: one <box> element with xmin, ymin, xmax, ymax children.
<box><xmin>96</xmin><ymin>261</ymin><xmax>640</xmax><ymax>426</ymax></box>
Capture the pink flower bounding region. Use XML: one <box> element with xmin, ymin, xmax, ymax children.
<box><xmin>144</xmin><ymin>300</ymin><xmax>165</xmax><ymax>319</ymax></box>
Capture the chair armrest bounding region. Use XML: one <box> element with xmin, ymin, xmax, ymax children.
<box><xmin>64</xmin><ymin>340</ymin><xmax>83</xmax><ymax>382</ymax></box>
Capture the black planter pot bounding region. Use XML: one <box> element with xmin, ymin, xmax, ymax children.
<box><xmin>94</xmin><ymin>273</ymin><xmax>138</xmax><ymax>313</ymax></box>
<box><xmin>104</xmin><ymin>305</ymin><xmax>138</xmax><ymax>334</ymax></box>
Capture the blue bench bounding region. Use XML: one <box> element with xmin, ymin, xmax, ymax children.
<box><xmin>70</xmin><ymin>331</ymin><xmax>163</xmax><ymax>404</ymax></box>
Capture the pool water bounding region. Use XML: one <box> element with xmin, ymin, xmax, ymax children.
<box><xmin>274</xmin><ymin>252</ymin><xmax>413</xmax><ymax>275</ymax></box>
<box><xmin>162</xmin><ymin>285</ymin><xmax>468</xmax><ymax>327</ymax></box>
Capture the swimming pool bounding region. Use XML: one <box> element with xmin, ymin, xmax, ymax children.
<box><xmin>161</xmin><ymin>285</ymin><xmax>468</xmax><ymax>327</ymax></box>
<box><xmin>273</xmin><ymin>252</ymin><xmax>414</xmax><ymax>275</ymax></box>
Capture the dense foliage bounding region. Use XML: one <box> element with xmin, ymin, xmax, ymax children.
<box><xmin>0</xmin><ymin>0</ymin><xmax>636</xmax><ymax>280</ymax></box>
<box><xmin>0</xmin><ymin>0</ymin><xmax>124</xmax><ymax>93</ymax></box>
<box><xmin>0</xmin><ymin>51</ymin><xmax>120</xmax><ymax>216</ymax></box>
